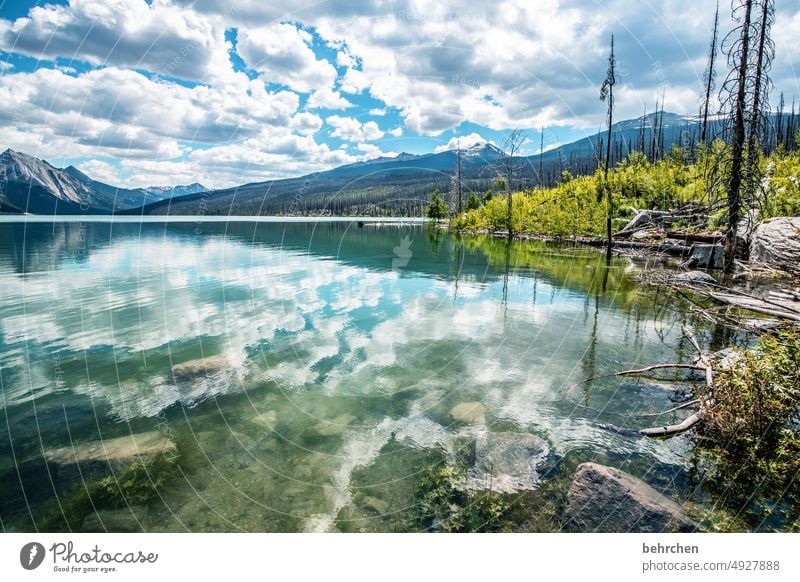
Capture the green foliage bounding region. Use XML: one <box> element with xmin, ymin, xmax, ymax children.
<box><xmin>465</xmin><ymin>192</ymin><xmax>482</xmax><ymax>211</ymax></box>
<box><xmin>93</xmin><ymin>453</ymin><xmax>180</xmax><ymax>508</ymax></box>
<box><xmin>696</xmin><ymin>325</ymin><xmax>800</xmax><ymax>528</ymax></box>
<box><xmin>763</xmin><ymin>149</ymin><xmax>800</xmax><ymax>218</ymax></box>
<box><xmin>452</xmin><ymin>143</ymin><xmax>800</xmax><ymax>238</ymax></box>
<box><xmin>426</xmin><ymin>189</ymin><xmax>448</xmax><ymax>222</ymax></box>
<box><xmin>38</xmin><ymin>449</ymin><xmax>181</xmax><ymax>531</ymax></box>
<box><xmin>412</xmin><ymin>463</ymin><xmax>516</xmax><ymax>532</ymax></box>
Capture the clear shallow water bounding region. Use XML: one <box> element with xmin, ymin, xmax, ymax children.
<box><xmin>0</xmin><ymin>220</ymin><xmax>709</xmax><ymax>532</ymax></box>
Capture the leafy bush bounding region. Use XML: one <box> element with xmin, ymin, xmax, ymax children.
<box><xmin>696</xmin><ymin>324</ymin><xmax>800</xmax><ymax>528</ymax></box>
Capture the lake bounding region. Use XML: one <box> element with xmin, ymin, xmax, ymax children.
<box><xmin>0</xmin><ymin>219</ymin><xmax>719</xmax><ymax>532</ymax></box>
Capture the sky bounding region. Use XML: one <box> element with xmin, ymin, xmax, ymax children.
<box><xmin>0</xmin><ymin>0</ymin><xmax>797</xmax><ymax>190</ymax></box>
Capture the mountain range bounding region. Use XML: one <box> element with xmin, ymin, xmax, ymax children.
<box><xmin>0</xmin><ymin>149</ymin><xmax>206</xmax><ymax>214</ymax></box>
<box><xmin>0</xmin><ymin>112</ymin><xmax>713</xmax><ymax>216</ymax></box>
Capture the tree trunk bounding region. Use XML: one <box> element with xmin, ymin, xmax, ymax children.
<box><xmin>724</xmin><ymin>0</ymin><xmax>753</xmax><ymax>274</ymax></box>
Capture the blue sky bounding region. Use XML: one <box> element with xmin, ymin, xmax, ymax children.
<box><xmin>0</xmin><ymin>0</ymin><xmax>797</xmax><ymax>189</ymax></box>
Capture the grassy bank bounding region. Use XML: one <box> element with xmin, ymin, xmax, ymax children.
<box><xmin>449</xmin><ymin>144</ymin><xmax>800</xmax><ymax>238</ymax></box>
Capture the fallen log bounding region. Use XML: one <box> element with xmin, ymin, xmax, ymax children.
<box><xmin>639</xmin><ymin>412</ymin><xmax>703</xmax><ymax>437</ymax></box>
<box><xmin>707</xmin><ymin>292</ymin><xmax>800</xmax><ymax>323</ymax></box>
<box><xmin>666</xmin><ymin>231</ymin><xmax>724</xmax><ymax>244</ymax></box>
<box><xmin>616</xmin><ymin>363</ymin><xmax>705</xmax><ymax>376</ymax></box>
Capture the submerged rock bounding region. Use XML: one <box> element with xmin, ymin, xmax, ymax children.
<box><xmin>45</xmin><ymin>431</ymin><xmax>176</xmax><ymax>467</ymax></box>
<box><xmin>751</xmin><ymin>217</ymin><xmax>800</xmax><ymax>272</ymax></box>
<box><xmin>466</xmin><ymin>431</ymin><xmax>549</xmax><ymax>493</ymax></box>
<box><xmin>564</xmin><ymin>462</ymin><xmax>698</xmax><ymax>533</ymax></box>
<box><xmin>171</xmin><ymin>354</ymin><xmax>230</xmax><ymax>379</ymax></box>
<box><xmin>450</xmin><ymin>402</ymin><xmax>486</xmax><ymax>423</ymax></box>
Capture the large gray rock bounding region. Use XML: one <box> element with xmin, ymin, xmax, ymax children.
<box><xmin>466</xmin><ymin>431</ymin><xmax>549</xmax><ymax>493</ymax></box>
<box><xmin>681</xmin><ymin>244</ymin><xmax>723</xmax><ymax>270</ymax></box>
<box><xmin>751</xmin><ymin>217</ymin><xmax>800</xmax><ymax>271</ymax></box>
<box><xmin>564</xmin><ymin>462</ymin><xmax>698</xmax><ymax>533</ymax></box>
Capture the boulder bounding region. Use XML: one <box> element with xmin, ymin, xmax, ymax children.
<box><xmin>450</xmin><ymin>402</ymin><xmax>486</xmax><ymax>423</ymax></box>
<box><xmin>750</xmin><ymin>217</ymin><xmax>800</xmax><ymax>271</ymax></box>
<box><xmin>466</xmin><ymin>431</ymin><xmax>549</xmax><ymax>493</ymax></box>
<box><xmin>680</xmin><ymin>244</ymin><xmax>723</xmax><ymax>270</ymax></box>
<box><xmin>564</xmin><ymin>462</ymin><xmax>698</xmax><ymax>533</ymax></box>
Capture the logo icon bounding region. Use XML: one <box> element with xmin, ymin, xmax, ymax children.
<box><xmin>392</xmin><ymin>235</ymin><xmax>413</xmax><ymax>270</ymax></box>
<box><xmin>20</xmin><ymin>542</ymin><xmax>45</xmax><ymax>570</ymax></box>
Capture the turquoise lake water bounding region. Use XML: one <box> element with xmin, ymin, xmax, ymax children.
<box><xmin>0</xmin><ymin>219</ymin><xmax>721</xmax><ymax>532</ymax></box>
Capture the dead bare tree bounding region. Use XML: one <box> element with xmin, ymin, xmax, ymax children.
<box><xmin>700</xmin><ymin>1</ymin><xmax>720</xmax><ymax>144</ymax></box>
<box><xmin>454</xmin><ymin>140</ymin><xmax>463</xmax><ymax>215</ymax></box>
<box><xmin>599</xmin><ymin>34</ymin><xmax>616</xmax><ymax>261</ymax></box>
<box><xmin>502</xmin><ymin>130</ymin><xmax>526</xmax><ymax>240</ymax></box>
<box><xmin>720</xmin><ymin>0</ymin><xmax>754</xmax><ymax>273</ymax></box>
<box><xmin>743</xmin><ymin>0</ymin><xmax>775</xmax><ymax>209</ymax></box>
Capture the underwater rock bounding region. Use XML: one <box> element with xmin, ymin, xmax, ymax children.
<box><xmin>355</xmin><ymin>493</ymin><xmax>389</xmax><ymax>515</ymax></box>
<box><xmin>171</xmin><ymin>354</ymin><xmax>230</xmax><ymax>379</ymax></box>
<box><xmin>564</xmin><ymin>462</ymin><xmax>699</xmax><ymax>533</ymax></box>
<box><xmin>450</xmin><ymin>402</ymin><xmax>486</xmax><ymax>423</ymax></box>
<box><xmin>45</xmin><ymin>431</ymin><xmax>176</xmax><ymax>467</ymax></box>
<box><xmin>43</xmin><ymin>431</ymin><xmax>176</xmax><ymax>485</ymax></box>
<box><xmin>466</xmin><ymin>431</ymin><xmax>549</xmax><ymax>493</ymax></box>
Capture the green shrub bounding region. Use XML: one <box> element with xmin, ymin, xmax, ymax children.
<box><xmin>696</xmin><ymin>324</ymin><xmax>800</xmax><ymax>528</ymax></box>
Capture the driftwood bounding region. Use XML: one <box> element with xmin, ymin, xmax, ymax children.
<box><xmin>616</xmin><ymin>363</ymin><xmax>705</xmax><ymax>376</ymax></box>
<box><xmin>666</xmin><ymin>231</ymin><xmax>724</xmax><ymax>244</ymax></box>
<box><xmin>639</xmin><ymin>412</ymin><xmax>703</xmax><ymax>437</ymax></box>
<box><xmin>595</xmin><ymin>327</ymin><xmax>714</xmax><ymax>439</ymax></box>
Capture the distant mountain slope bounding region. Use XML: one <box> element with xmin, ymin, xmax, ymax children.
<box><xmin>3</xmin><ymin>111</ymin><xmax>727</xmax><ymax>216</ymax></box>
<box><xmin>0</xmin><ymin>149</ymin><xmax>205</xmax><ymax>214</ymax></box>
<box><xmin>133</xmin><ymin>115</ymin><xmax>707</xmax><ymax>216</ymax></box>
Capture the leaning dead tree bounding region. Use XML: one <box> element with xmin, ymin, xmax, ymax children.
<box><xmin>700</xmin><ymin>1</ymin><xmax>720</xmax><ymax>145</ymax></box>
